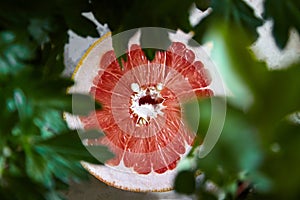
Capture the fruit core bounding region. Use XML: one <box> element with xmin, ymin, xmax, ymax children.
<box><xmin>129</xmin><ymin>83</ymin><xmax>165</xmax><ymax>127</ymax></box>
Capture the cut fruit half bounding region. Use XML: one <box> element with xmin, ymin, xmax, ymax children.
<box><xmin>66</xmin><ymin>29</ymin><xmax>216</xmax><ymax>192</ymax></box>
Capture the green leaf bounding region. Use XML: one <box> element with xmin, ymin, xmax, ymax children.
<box><xmin>92</xmin><ymin>0</ymin><xmax>193</xmax><ymax>61</ymax></box>
<box><xmin>0</xmin><ymin>156</ymin><xmax>5</xmax><ymax>178</ymax></box>
<box><xmin>193</xmin><ymin>0</ymin><xmax>263</xmax><ymax>43</ymax></box>
<box><xmin>174</xmin><ymin>170</ymin><xmax>196</xmax><ymax>194</ymax></box>
<box><xmin>190</xmin><ymin>22</ymin><xmax>300</xmax><ymax>198</ymax></box>
<box><xmin>72</xmin><ymin>93</ymin><xmax>102</xmax><ymax>116</ymax></box>
<box><xmin>204</xmin><ymin>23</ymin><xmax>300</xmax><ymax>131</ymax></box>
<box><xmin>263</xmin><ymin>0</ymin><xmax>300</xmax><ymax>49</ymax></box>
<box><xmin>197</xmin><ymin>191</ymin><xmax>217</xmax><ymax>200</ymax></box>
<box><xmin>63</xmin><ymin>12</ymin><xmax>98</xmax><ymax>38</ymax></box>
<box><xmin>0</xmin><ymin>31</ymin><xmax>35</xmax><ymax>75</ymax></box>
<box><xmin>223</xmin><ymin>24</ymin><xmax>300</xmax><ymax>130</ymax></box>
<box><xmin>28</xmin><ymin>18</ymin><xmax>51</xmax><ymax>44</ymax></box>
<box><xmin>183</xmin><ymin>98</ymin><xmax>264</xmax><ymax>199</ymax></box>
<box><xmin>258</xmin><ymin>121</ymin><xmax>300</xmax><ymax>199</ymax></box>
<box><xmin>92</xmin><ymin>0</ymin><xmax>193</xmax><ymax>32</ymax></box>
<box><xmin>16</xmin><ymin>71</ymin><xmax>74</xmax><ymax>112</ymax></box>
<box><xmin>112</xmin><ymin>29</ymin><xmax>137</xmax><ymax>68</ymax></box>
<box><xmin>78</xmin><ymin>129</ymin><xmax>104</xmax><ymax>140</ymax></box>
<box><xmin>34</xmin><ymin>109</ymin><xmax>68</xmax><ymax>138</ymax></box>
<box><xmin>56</xmin><ymin>0</ymin><xmax>98</xmax><ymax>37</ymax></box>
<box><xmin>44</xmin><ymin>152</ymin><xmax>89</xmax><ymax>183</ymax></box>
<box><xmin>250</xmin><ymin>64</ymin><xmax>300</xmax><ymax>134</ymax></box>
<box><xmin>13</xmin><ymin>88</ymin><xmax>33</xmax><ymax>120</ymax></box>
<box><xmin>0</xmin><ymin>176</ymin><xmax>46</xmax><ymax>200</ymax></box>
<box><xmin>0</xmin><ymin>31</ymin><xmax>15</xmax><ymax>45</ymax></box>
<box><xmin>25</xmin><ymin>147</ymin><xmax>53</xmax><ymax>187</ymax></box>
<box><xmin>35</xmin><ymin>131</ymin><xmax>106</xmax><ymax>164</ymax></box>
<box><xmin>34</xmin><ymin>131</ymin><xmax>113</xmax><ymax>185</ymax></box>
<box><xmin>85</xmin><ymin>145</ymin><xmax>115</xmax><ymax>164</ymax></box>
<box><xmin>196</xmin><ymin>102</ymin><xmax>262</xmax><ymax>181</ymax></box>
<box><xmin>195</xmin><ymin>0</ymin><xmax>211</xmax><ymax>11</ymax></box>
<box><xmin>37</xmin><ymin>32</ymin><xmax>68</xmax><ymax>78</ymax></box>
<box><xmin>0</xmin><ymin>1</ymin><xmax>110</xmax><ymax>199</ymax></box>
<box><xmin>140</xmin><ymin>28</ymin><xmax>171</xmax><ymax>61</ymax></box>
<box><xmin>45</xmin><ymin>189</ymin><xmax>65</xmax><ymax>200</ymax></box>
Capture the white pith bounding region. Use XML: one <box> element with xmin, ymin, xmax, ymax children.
<box><xmin>129</xmin><ymin>83</ymin><xmax>166</xmax><ymax>126</ymax></box>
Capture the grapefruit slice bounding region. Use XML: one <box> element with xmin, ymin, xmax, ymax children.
<box><xmin>66</xmin><ymin>30</ymin><xmax>214</xmax><ymax>192</ymax></box>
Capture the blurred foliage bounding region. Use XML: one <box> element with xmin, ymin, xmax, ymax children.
<box><xmin>0</xmin><ymin>1</ymin><xmax>110</xmax><ymax>199</ymax></box>
<box><xmin>264</xmin><ymin>0</ymin><xmax>300</xmax><ymax>49</ymax></box>
<box><xmin>177</xmin><ymin>22</ymin><xmax>300</xmax><ymax>200</ymax></box>
<box><xmin>193</xmin><ymin>0</ymin><xmax>263</xmax><ymax>44</ymax></box>
<box><xmin>0</xmin><ymin>0</ymin><xmax>300</xmax><ymax>200</ymax></box>
<box><xmin>0</xmin><ymin>31</ymin><xmax>103</xmax><ymax>199</ymax></box>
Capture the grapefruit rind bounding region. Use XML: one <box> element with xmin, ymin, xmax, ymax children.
<box><xmin>66</xmin><ymin>32</ymin><xmax>183</xmax><ymax>192</ymax></box>
<box><xmin>66</xmin><ymin>29</ymin><xmax>216</xmax><ymax>192</ymax></box>
<box><xmin>81</xmin><ymin>162</ymin><xmax>174</xmax><ymax>192</ymax></box>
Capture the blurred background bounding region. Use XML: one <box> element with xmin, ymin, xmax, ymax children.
<box><xmin>0</xmin><ymin>0</ymin><xmax>300</xmax><ymax>199</ymax></box>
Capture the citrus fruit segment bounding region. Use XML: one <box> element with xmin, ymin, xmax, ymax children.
<box><xmin>67</xmin><ymin>31</ymin><xmax>214</xmax><ymax>192</ymax></box>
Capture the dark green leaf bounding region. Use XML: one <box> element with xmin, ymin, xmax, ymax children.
<box><xmin>195</xmin><ymin>0</ymin><xmax>211</xmax><ymax>11</ymax></box>
<box><xmin>0</xmin><ymin>31</ymin><xmax>35</xmax><ymax>75</ymax></box>
<box><xmin>78</xmin><ymin>129</ymin><xmax>104</xmax><ymax>140</ymax></box>
<box><xmin>196</xmin><ymin>101</ymin><xmax>262</xmax><ymax>182</ymax></box>
<box><xmin>92</xmin><ymin>0</ymin><xmax>193</xmax><ymax>32</ymax></box>
<box><xmin>25</xmin><ymin>148</ymin><xmax>53</xmax><ymax>187</ymax></box>
<box><xmin>0</xmin><ymin>31</ymin><xmax>15</xmax><ymax>45</ymax></box>
<box><xmin>113</xmin><ymin>29</ymin><xmax>137</xmax><ymax>67</ymax></box>
<box><xmin>85</xmin><ymin>145</ymin><xmax>115</xmax><ymax>164</ymax></box>
<box><xmin>13</xmin><ymin>88</ymin><xmax>33</xmax><ymax>120</ymax></box>
<box><xmin>72</xmin><ymin>93</ymin><xmax>102</xmax><ymax>116</ymax></box>
<box><xmin>174</xmin><ymin>170</ymin><xmax>196</xmax><ymax>194</ymax></box>
<box><xmin>0</xmin><ymin>176</ymin><xmax>46</xmax><ymax>200</ymax></box>
<box><xmin>36</xmin><ymin>131</ymin><xmax>103</xmax><ymax>164</ymax></box>
<box><xmin>34</xmin><ymin>109</ymin><xmax>69</xmax><ymax>138</ymax></box>
<box><xmin>258</xmin><ymin>121</ymin><xmax>300</xmax><ymax>199</ymax></box>
<box><xmin>250</xmin><ymin>64</ymin><xmax>300</xmax><ymax>134</ymax></box>
<box><xmin>220</xmin><ymin>24</ymin><xmax>300</xmax><ymax>131</ymax></box>
<box><xmin>63</xmin><ymin>13</ymin><xmax>98</xmax><ymax>38</ymax></box>
<box><xmin>264</xmin><ymin>0</ymin><xmax>300</xmax><ymax>49</ymax></box>
<box><xmin>142</xmin><ymin>49</ymin><xmax>156</xmax><ymax>61</ymax></box>
<box><xmin>193</xmin><ymin>0</ymin><xmax>263</xmax><ymax>43</ymax></box>
<box><xmin>28</xmin><ymin>18</ymin><xmax>51</xmax><ymax>44</ymax></box>
<box><xmin>92</xmin><ymin>0</ymin><xmax>193</xmax><ymax>60</ymax></box>
<box><xmin>0</xmin><ymin>1</ymin><xmax>111</xmax><ymax>199</ymax></box>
